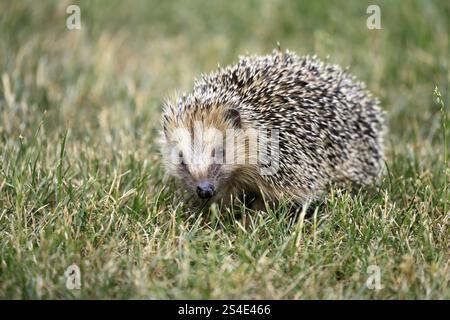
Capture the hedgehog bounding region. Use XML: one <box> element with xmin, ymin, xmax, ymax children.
<box><xmin>161</xmin><ymin>50</ymin><xmax>385</xmax><ymax>211</ymax></box>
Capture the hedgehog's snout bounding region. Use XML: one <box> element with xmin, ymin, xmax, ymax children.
<box><xmin>196</xmin><ymin>181</ymin><xmax>215</xmax><ymax>199</ymax></box>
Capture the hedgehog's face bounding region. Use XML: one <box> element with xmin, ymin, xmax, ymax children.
<box><xmin>162</xmin><ymin>108</ymin><xmax>244</xmax><ymax>201</ymax></box>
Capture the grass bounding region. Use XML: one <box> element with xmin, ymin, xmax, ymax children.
<box><xmin>0</xmin><ymin>0</ymin><xmax>449</xmax><ymax>299</ymax></box>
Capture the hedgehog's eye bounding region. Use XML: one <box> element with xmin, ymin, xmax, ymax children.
<box><xmin>211</xmin><ymin>147</ymin><xmax>225</xmax><ymax>164</ymax></box>
<box><xmin>178</xmin><ymin>150</ymin><xmax>186</xmax><ymax>167</ymax></box>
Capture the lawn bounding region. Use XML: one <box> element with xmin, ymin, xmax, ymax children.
<box><xmin>0</xmin><ymin>0</ymin><xmax>448</xmax><ymax>299</ymax></box>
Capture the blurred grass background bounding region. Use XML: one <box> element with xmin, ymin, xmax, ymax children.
<box><xmin>0</xmin><ymin>0</ymin><xmax>448</xmax><ymax>299</ymax></box>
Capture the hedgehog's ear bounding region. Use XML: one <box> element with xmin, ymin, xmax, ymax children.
<box><xmin>223</xmin><ymin>108</ymin><xmax>241</xmax><ymax>128</ymax></box>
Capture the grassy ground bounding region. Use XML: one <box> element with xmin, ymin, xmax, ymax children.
<box><xmin>0</xmin><ymin>0</ymin><xmax>449</xmax><ymax>299</ymax></box>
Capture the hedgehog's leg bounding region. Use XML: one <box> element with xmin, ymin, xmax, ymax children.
<box><xmin>248</xmin><ymin>196</ymin><xmax>267</xmax><ymax>212</ymax></box>
<box><xmin>240</xmin><ymin>191</ymin><xmax>262</xmax><ymax>211</ymax></box>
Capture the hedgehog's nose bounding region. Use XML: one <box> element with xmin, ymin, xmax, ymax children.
<box><xmin>196</xmin><ymin>181</ymin><xmax>214</xmax><ymax>199</ymax></box>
